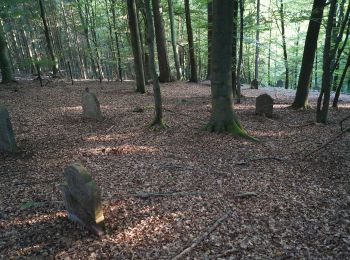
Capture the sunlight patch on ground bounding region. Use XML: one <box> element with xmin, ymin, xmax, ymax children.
<box><xmin>61</xmin><ymin>106</ymin><xmax>82</xmax><ymax>112</ymax></box>
<box><xmin>338</xmin><ymin>104</ymin><xmax>350</xmax><ymax>109</ymax></box>
<box><xmin>79</xmin><ymin>144</ymin><xmax>158</xmax><ymax>156</ymax></box>
<box><xmin>251</xmin><ymin>129</ymin><xmax>292</xmax><ymax>138</ymax></box>
<box><xmin>108</xmin><ymin>211</ymin><xmax>184</xmax><ymax>247</ymax></box>
<box><xmin>85</xmin><ymin>133</ymin><xmax>136</xmax><ymax>142</ymax></box>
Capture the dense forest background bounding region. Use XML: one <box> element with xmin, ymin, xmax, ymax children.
<box><xmin>1</xmin><ymin>0</ymin><xmax>349</xmax><ymax>93</ymax></box>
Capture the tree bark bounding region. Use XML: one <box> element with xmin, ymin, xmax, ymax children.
<box><xmin>333</xmin><ymin>50</ymin><xmax>350</xmax><ymax>108</ymax></box>
<box><xmin>145</xmin><ymin>0</ymin><xmax>164</xmax><ymax>127</ymax></box>
<box><xmin>279</xmin><ymin>0</ymin><xmax>289</xmax><ymax>89</ymax></box>
<box><xmin>236</xmin><ymin>0</ymin><xmax>244</xmax><ymax>104</ymax></box>
<box><xmin>38</xmin><ymin>0</ymin><xmax>58</xmax><ymax>77</ymax></box>
<box><xmin>207</xmin><ymin>1</ymin><xmax>213</xmax><ymax>80</ymax></box>
<box><xmin>255</xmin><ymin>0</ymin><xmax>260</xmax><ymax>80</ymax></box>
<box><xmin>205</xmin><ymin>0</ymin><xmax>249</xmax><ymax>138</ymax></box>
<box><xmin>167</xmin><ymin>0</ymin><xmax>181</xmax><ymax>80</ymax></box>
<box><xmin>127</xmin><ymin>0</ymin><xmax>146</xmax><ymax>93</ymax></box>
<box><xmin>292</xmin><ymin>0</ymin><xmax>326</xmax><ymax>108</ymax></box>
<box><xmin>0</xmin><ymin>20</ymin><xmax>13</xmax><ymax>83</ymax></box>
<box><xmin>316</xmin><ymin>0</ymin><xmax>337</xmax><ymax>123</ymax></box>
<box><xmin>232</xmin><ymin>0</ymin><xmax>238</xmax><ymax>98</ymax></box>
<box><xmin>184</xmin><ymin>0</ymin><xmax>198</xmax><ymax>82</ymax></box>
<box><xmin>152</xmin><ymin>0</ymin><xmax>172</xmax><ymax>82</ymax></box>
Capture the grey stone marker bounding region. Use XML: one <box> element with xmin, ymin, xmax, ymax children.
<box><xmin>255</xmin><ymin>94</ymin><xmax>274</xmax><ymax>118</ymax></box>
<box><xmin>276</xmin><ymin>79</ymin><xmax>284</xmax><ymax>88</ymax></box>
<box><xmin>0</xmin><ymin>106</ymin><xmax>17</xmax><ymax>153</ymax></box>
<box><xmin>62</xmin><ymin>163</ymin><xmax>105</xmax><ymax>236</ymax></box>
<box><xmin>82</xmin><ymin>88</ymin><xmax>103</xmax><ymax>121</ymax></box>
<box><xmin>250</xmin><ymin>79</ymin><xmax>259</xmax><ymax>89</ymax></box>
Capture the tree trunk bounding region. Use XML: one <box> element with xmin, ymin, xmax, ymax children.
<box><xmin>184</xmin><ymin>0</ymin><xmax>198</xmax><ymax>82</ymax></box>
<box><xmin>145</xmin><ymin>0</ymin><xmax>164</xmax><ymax>127</ymax></box>
<box><xmin>333</xmin><ymin>50</ymin><xmax>350</xmax><ymax>108</ymax></box>
<box><xmin>292</xmin><ymin>0</ymin><xmax>326</xmax><ymax>108</ymax></box>
<box><xmin>38</xmin><ymin>0</ymin><xmax>58</xmax><ymax>77</ymax></box>
<box><xmin>279</xmin><ymin>0</ymin><xmax>289</xmax><ymax>89</ymax></box>
<box><xmin>236</xmin><ymin>0</ymin><xmax>244</xmax><ymax>104</ymax></box>
<box><xmin>127</xmin><ymin>0</ymin><xmax>146</xmax><ymax>93</ymax></box>
<box><xmin>205</xmin><ymin>0</ymin><xmax>249</xmax><ymax>138</ymax></box>
<box><xmin>0</xmin><ymin>20</ymin><xmax>13</xmax><ymax>83</ymax></box>
<box><xmin>168</xmin><ymin>0</ymin><xmax>181</xmax><ymax>80</ymax></box>
<box><xmin>110</xmin><ymin>0</ymin><xmax>123</xmax><ymax>82</ymax></box>
<box><xmin>152</xmin><ymin>0</ymin><xmax>172</xmax><ymax>82</ymax></box>
<box><xmin>255</xmin><ymin>0</ymin><xmax>260</xmax><ymax>80</ymax></box>
<box><xmin>232</xmin><ymin>0</ymin><xmax>238</xmax><ymax>98</ymax></box>
<box><xmin>316</xmin><ymin>0</ymin><xmax>337</xmax><ymax>123</ymax></box>
<box><xmin>206</xmin><ymin>1</ymin><xmax>213</xmax><ymax>80</ymax></box>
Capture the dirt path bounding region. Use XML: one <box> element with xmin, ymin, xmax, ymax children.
<box><xmin>1</xmin><ymin>80</ymin><xmax>349</xmax><ymax>259</ymax></box>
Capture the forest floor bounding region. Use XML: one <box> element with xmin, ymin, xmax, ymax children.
<box><xmin>1</xmin><ymin>79</ymin><xmax>350</xmax><ymax>259</ymax></box>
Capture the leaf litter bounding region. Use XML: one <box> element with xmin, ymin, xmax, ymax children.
<box><xmin>0</xmin><ymin>80</ymin><xmax>349</xmax><ymax>259</ymax></box>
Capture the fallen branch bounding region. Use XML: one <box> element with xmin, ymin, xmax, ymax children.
<box><xmin>234</xmin><ymin>192</ymin><xmax>258</xmax><ymax>198</ymax></box>
<box><xmin>172</xmin><ymin>210</ymin><xmax>233</xmax><ymax>260</ymax></box>
<box><xmin>304</xmin><ymin>127</ymin><xmax>350</xmax><ymax>158</ymax></box>
<box><xmin>235</xmin><ymin>156</ymin><xmax>284</xmax><ymax>165</ymax></box>
<box><xmin>131</xmin><ymin>191</ymin><xmax>205</xmax><ymax>199</ymax></box>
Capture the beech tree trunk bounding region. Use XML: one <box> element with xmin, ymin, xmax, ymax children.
<box><xmin>0</xmin><ymin>20</ymin><xmax>13</xmax><ymax>83</ymax></box>
<box><xmin>292</xmin><ymin>0</ymin><xmax>326</xmax><ymax>108</ymax></box>
<box><xmin>184</xmin><ymin>0</ymin><xmax>198</xmax><ymax>82</ymax></box>
<box><xmin>236</xmin><ymin>0</ymin><xmax>244</xmax><ymax>104</ymax></box>
<box><xmin>145</xmin><ymin>0</ymin><xmax>164</xmax><ymax>127</ymax></box>
<box><xmin>205</xmin><ymin>0</ymin><xmax>249</xmax><ymax>137</ymax></box>
<box><xmin>232</xmin><ymin>0</ymin><xmax>238</xmax><ymax>98</ymax></box>
<box><xmin>255</xmin><ymin>0</ymin><xmax>260</xmax><ymax>80</ymax></box>
<box><xmin>207</xmin><ymin>1</ymin><xmax>213</xmax><ymax>80</ymax></box>
<box><xmin>316</xmin><ymin>0</ymin><xmax>337</xmax><ymax>123</ymax></box>
<box><xmin>333</xmin><ymin>50</ymin><xmax>350</xmax><ymax>108</ymax></box>
<box><xmin>127</xmin><ymin>0</ymin><xmax>145</xmax><ymax>93</ymax></box>
<box><xmin>39</xmin><ymin>0</ymin><xmax>58</xmax><ymax>77</ymax></box>
<box><xmin>167</xmin><ymin>0</ymin><xmax>181</xmax><ymax>80</ymax></box>
<box><xmin>279</xmin><ymin>0</ymin><xmax>289</xmax><ymax>89</ymax></box>
<box><xmin>152</xmin><ymin>0</ymin><xmax>172</xmax><ymax>82</ymax></box>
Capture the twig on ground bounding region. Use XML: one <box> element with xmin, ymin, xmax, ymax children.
<box><xmin>304</xmin><ymin>127</ymin><xmax>350</xmax><ymax>158</ymax></box>
<box><xmin>131</xmin><ymin>191</ymin><xmax>205</xmax><ymax>199</ymax></box>
<box><xmin>171</xmin><ymin>210</ymin><xmax>233</xmax><ymax>260</ymax></box>
<box><xmin>235</xmin><ymin>156</ymin><xmax>284</xmax><ymax>165</ymax></box>
<box><xmin>106</xmin><ymin>125</ymin><xmax>115</xmax><ymax>133</ymax></box>
<box><xmin>234</xmin><ymin>192</ymin><xmax>258</xmax><ymax>198</ymax></box>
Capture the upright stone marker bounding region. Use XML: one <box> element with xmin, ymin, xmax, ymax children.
<box><xmin>255</xmin><ymin>94</ymin><xmax>274</xmax><ymax>118</ymax></box>
<box><xmin>250</xmin><ymin>79</ymin><xmax>259</xmax><ymax>89</ymax></box>
<box><xmin>0</xmin><ymin>106</ymin><xmax>17</xmax><ymax>153</ymax></box>
<box><xmin>276</xmin><ymin>79</ymin><xmax>284</xmax><ymax>88</ymax></box>
<box><xmin>62</xmin><ymin>163</ymin><xmax>105</xmax><ymax>236</ymax></box>
<box><xmin>82</xmin><ymin>88</ymin><xmax>103</xmax><ymax>121</ymax></box>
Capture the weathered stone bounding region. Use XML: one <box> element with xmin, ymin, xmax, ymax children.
<box><xmin>276</xmin><ymin>79</ymin><xmax>284</xmax><ymax>88</ymax></box>
<box><xmin>0</xmin><ymin>106</ymin><xmax>17</xmax><ymax>153</ymax></box>
<box><xmin>255</xmin><ymin>94</ymin><xmax>274</xmax><ymax>118</ymax></box>
<box><xmin>250</xmin><ymin>79</ymin><xmax>259</xmax><ymax>89</ymax></box>
<box><xmin>82</xmin><ymin>88</ymin><xmax>103</xmax><ymax>121</ymax></box>
<box><xmin>62</xmin><ymin>163</ymin><xmax>105</xmax><ymax>236</ymax></box>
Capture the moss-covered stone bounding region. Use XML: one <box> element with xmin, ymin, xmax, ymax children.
<box><xmin>62</xmin><ymin>163</ymin><xmax>105</xmax><ymax>236</ymax></box>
